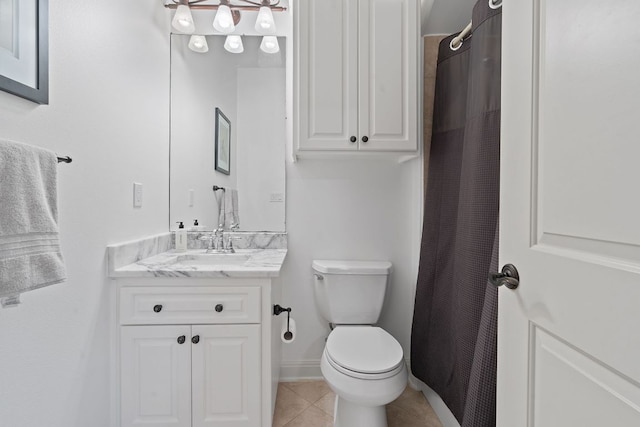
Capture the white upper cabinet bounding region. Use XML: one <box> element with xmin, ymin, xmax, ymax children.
<box><xmin>296</xmin><ymin>0</ymin><xmax>419</xmax><ymax>153</ymax></box>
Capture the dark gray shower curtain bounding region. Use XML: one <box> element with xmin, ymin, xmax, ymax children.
<box><xmin>411</xmin><ymin>2</ymin><xmax>501</xmax><ymax>426</ymax></box>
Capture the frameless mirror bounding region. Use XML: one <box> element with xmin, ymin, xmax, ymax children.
<box><xmin>170</xmin><ymin>34</ymin><xmax>286</xmax><ymax>232</ymax></box>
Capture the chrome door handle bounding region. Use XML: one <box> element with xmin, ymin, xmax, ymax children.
<box><xmin>489</xmin><ymin>264</ymin><xmax>520</xmax><ymax>290</ymax></box>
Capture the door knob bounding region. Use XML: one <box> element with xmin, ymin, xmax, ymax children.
<box><xmin>192</xmin><ymin>335</ymin><xmax>200</xmax><ymax>344</ymax></box>
<box><xmin>177</xmin><ymin>335</ymin><xmax>186</xmax><ymax>344</ymax></box>
<box><xmin>489</xmin><ymin>264</ymin><xmax>520</xmax><ymax>290</ymax></box>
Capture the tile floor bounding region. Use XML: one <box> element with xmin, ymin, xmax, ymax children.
<box><xmin>273</xmin><ymin>380</ymin><xmax>443</xmax><ymax>427</ymax></box>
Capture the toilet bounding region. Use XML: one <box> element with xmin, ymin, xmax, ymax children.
<box><xmin>312</xmin><ymin>260</ymin><xmax>407</xmax><ymax>427</ymax></box>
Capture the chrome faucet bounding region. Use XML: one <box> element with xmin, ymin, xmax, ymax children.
<box><xmin>199</xmin><ymin>222</ymin><xmax>240</xmax><ymax>253</ymax></box>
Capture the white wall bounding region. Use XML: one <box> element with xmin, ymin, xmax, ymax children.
<box><xmin>422</xmin><ymin>0</ymin><xmax>475</xmax><ymax>35</ymax></box>
<box><xmin>0</xmin><ymin>2</ymin><xmax>169</xmax><ymax>426</ymax></box>
<box><xmin>280</xmin><ymin>157</ymin><xmax>423</xmax><ymax>378</ymax></box>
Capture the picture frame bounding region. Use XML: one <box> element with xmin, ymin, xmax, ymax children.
<box><xmin>215</xmin><ymin>107</ymin><xmax>231</xmax><ymax>175</ymax></box>
<box><xmin>0</xmin><ymin>0</ymin><xmax>49</xmax><ymax>104</ymax></box>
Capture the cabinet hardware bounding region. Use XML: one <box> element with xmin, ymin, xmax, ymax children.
<box><xmin>192</xmin><ymin>335</ymin><xmax>200</xmax><ymax>344</ymax></box>
<box><xmin>215</xmin><ymin>304</ymin><xmax>224</xmax><ymax>313</ymax></box>
<box><xmin>350</xmin><ymin>136</ymin><xmax>357</xmax><ymax>143</ymax></box>
<box><xmin>177</xmin><ymin>335</ymin><xmax>186</xmax><ymax>344</ymax></box>
<box><xmin>153</xmin><ymin>304</ymin><xmax>163</xmax><ymax>313</ymax></box>
<box><xmin>362</xmin><ymin>136</ymin><xmax>369</xmax><ymax>143</ymax></box>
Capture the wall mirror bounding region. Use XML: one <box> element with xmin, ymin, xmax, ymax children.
<box><xmin>170</xmin><ymin>34</ymin><xmax>286</xmax><ymax>232</ymax></box>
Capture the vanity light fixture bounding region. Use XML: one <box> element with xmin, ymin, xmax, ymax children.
<box><xmin>213</xmin><ymin>1</ymin><xmax>236</xmax><ymax>33</ymax></box>
<box><xmin>165</xmin><ymin>1</ymin><xmax>286</xmax><ymax>38</ymax></box>
<box><xmin>171</xmin><ymin>0</ymin><xmax>196</xmax><ymax>34</ymax></box>
<box><xmin>188</xmin><ymin>35</ymin><xmax>209</xmax><ymax>52</ymax></box>
<box><xmin>260</xmin><ymin>35</ymin><xmax>279</xmax><ymax>53</ymax></box>
<box><xmin>224</xmin><ymin>35</ymin><xmax>244</xmax><ymax>53</ymax></box>
<box><xmin>255</xmin><ymin>1</ymin><xmax>276</xmax><ymax>34</ymax></box>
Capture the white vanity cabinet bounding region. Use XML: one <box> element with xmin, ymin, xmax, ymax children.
<box><xmin>116</xmin><ymin>280</ymin><xmax>278</xmax><ymax>427</ymax></box>
<box><xmin>295</xmin><ymin>0</ymin><xmax>420</xmax><ymax>154</ymax></box>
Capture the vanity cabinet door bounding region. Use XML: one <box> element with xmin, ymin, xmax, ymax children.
<box><xmin>121</xmin><ymin>326</ymin><xmax>192</xmax><ymax>427</ymax></box>
<box><xmin>191</xmin><ymin>325</ymin><xmax>261</xmax><ymax>427</ymax></box>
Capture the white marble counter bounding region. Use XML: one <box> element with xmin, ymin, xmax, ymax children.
<box><xmin>109</xmin><ymin>249</ymin><xmax>287</xmax><ymax>278</ymax></box>
<box><xmin>107</xmin><ymin>232</ymin><xmax>287</xmax><ymax>279</ymax></box>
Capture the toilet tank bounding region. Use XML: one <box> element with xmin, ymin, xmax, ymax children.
<box><xmin>312</xmin><ymin>260</ymin><xmax>392</xmax><ymax>325</ymax></box>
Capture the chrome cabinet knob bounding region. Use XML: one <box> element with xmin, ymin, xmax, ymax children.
<box><xmin>192</xmin><ymin>335</ymin><xmax>200</xmax><ymax>344</ymax></box>
<box><xmin>215</xmin><ymin>304</ymin><xmax>224</xmax><ymax>313</ymax></box>
<box><xmin>153</xmin><ymin>304</ymin><xmax>163</xmax><ymax>313</ymax></box>
<box><xmin>177</xmin><ymin>335</ymin><xmax>186</xmax><ymax>344</ymax></box>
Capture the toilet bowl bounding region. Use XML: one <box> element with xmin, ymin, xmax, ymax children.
<box><xmin>320</xmin><ymin>326</ymin><xmax>407</xmax><ymax>427</ymax></box>
<box><xmin>312</xmin><ymin>260</ymin><xmax>406</xmax><ymax>427</ymax></box>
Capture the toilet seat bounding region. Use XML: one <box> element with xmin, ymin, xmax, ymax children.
<box><xmin>325</xmin><ymin>326</ymin><xmax>404</xmax><ymax>380</ymax></box>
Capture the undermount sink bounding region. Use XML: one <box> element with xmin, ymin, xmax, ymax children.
<box><xmin>173</xmin><ymin>253</ymin><xmax>252</xmax><ymax>266</ymax></box>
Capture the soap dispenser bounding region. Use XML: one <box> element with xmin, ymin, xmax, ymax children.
<box><xmin>175</xmin><ymin>221</ymin><xmax>187</xmax><ymax>252</ymax></box>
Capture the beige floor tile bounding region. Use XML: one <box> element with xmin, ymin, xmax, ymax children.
<box><xmin>284</xmin><ymin>405</ymin><xmax>334</xmax><ymax>427</ymax></box>
<box><xmin>272</xmin><ymin>384</ymin><xmax>312</xmax><ymax>427</ymax></box>
<box><xmin>389</xmin><ymin>386</ymin><xmax>442</xmax><ymax>426</ymax></box>
<box><xmin>281</xmin><ymin>380</ymin><xmax>332</xmax><ymax>403</ymax></box>
<box><xmin>313</xmin><ymin>391</ymin><xmax>336</xmax><ymax>417</ymax></box>
<box><xmin>387</xmin><ymin>403</ymin><xmax>440</xmax><ymax>427</ymax></box>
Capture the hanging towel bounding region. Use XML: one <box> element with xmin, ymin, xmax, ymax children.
<box><xmin>0</xmin><ymin>140</ymin><xmax>67</xmax><ymax>307</ymax></box>
<box><xmin>223</xmin><ymin>188</ymin><xmax>239</xmax><ymax>228</ymax></box>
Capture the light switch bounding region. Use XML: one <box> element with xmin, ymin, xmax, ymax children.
<box><xmin>270</xmin><ymin>192</ymin><xmax>285</xmax><ymax>203</ymax></box>
<box><xmin>133</xmin><ymin>183</ymin><xmax>143</xmax><ymax>208</ymax></box>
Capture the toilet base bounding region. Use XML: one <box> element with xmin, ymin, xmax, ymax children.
<box><xmin>334</xmin><ymin>395</ymin><xmax>388</xmax><ymax>427</ymax></box>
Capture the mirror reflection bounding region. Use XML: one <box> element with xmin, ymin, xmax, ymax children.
<box><xmin>170</xmin><ymin>34</ymin><xmax>286</xmax><ymax>232</ymax></box>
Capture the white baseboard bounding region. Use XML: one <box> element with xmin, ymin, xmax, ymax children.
<box><xmin>279</xmin><ymin>360</ymin><xmax>323</xmax><ymax>381</ymax></box>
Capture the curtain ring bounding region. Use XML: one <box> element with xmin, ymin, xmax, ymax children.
<box><xmin>450</xmin><ymin>38</ymin><xmax>463</xmax><ymax>51</ymax></box>
<box><xmin>489</xmin><ymin>0</ymin><xmax>502</xmax><ymax>9</ymax></box>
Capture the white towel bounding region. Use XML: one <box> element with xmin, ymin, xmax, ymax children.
<box><xmin>216</xmin><ymin>188</ymin><xmax>240</xmax><ymax>229</ymax></box>
<box><xmin>0</xmin><ymin>140</ymin><xmax>67</xmax><ymax>307</ymax></box>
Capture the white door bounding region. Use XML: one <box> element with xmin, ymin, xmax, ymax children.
<box><xmin>358</xmin><ymin>0</ymin><xmax>418</xmax><ymax>151</ymax></box>
<box><xmin>191</xmin><ymin>325</ymin><xmax>261</xmax><ymax>427</ymax></box>
<box><xmin>120</xmin><ymin>326</ymin><xmax>192</xmax><ymax>427</ymax></box>
<box><xmin>500</xmin><ymin>1</ymin><xmax>640</xmax><ymax>426</ymax></box>
<box><xmin>296</xmin><ymin>0</ymin><xmax>359</xmax><ymax>151</ymax></box>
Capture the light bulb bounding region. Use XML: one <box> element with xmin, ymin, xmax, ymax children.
<box><xmin>213</xmin><ymin>5</ymin><xmax>235</xmax><ymax>33</ymax></box>
<box><xmin>260</xmin><ymin>36</ymin><xmax>279</xmax><ymax>54</ymax></box>
<box><xmin>188</xmin><ymin>35</ymin><xmax>209</xmax><ymax>53</ymax></box>
<box><xmin>224</xmin><ymin>35</ymin><xmax>244</xmax><ymax>54</ymax></box>
<box><xmin>171</xmin><ymin>4</ymin><xmax>195</xmax><ymax>34</ymax></box>
<box><xmin>255</xmin><ymin>6</ymin><xmax>276</xmax><ymax>34</ymax></box>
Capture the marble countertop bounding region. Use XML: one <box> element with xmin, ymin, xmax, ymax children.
<box><xmin>109</xmin><ymin>248</ymin><xmax>287</xmax><ymax>278</ymax></box>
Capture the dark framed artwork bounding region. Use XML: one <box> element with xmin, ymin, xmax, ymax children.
<box><xmin>0</xmin><ymin>0</ymin><xmax>49</xmax><ymax>104</ymax></box>
<box><xmin>215</xmin><ymin>107</ymin><xmax>231</xmax><ymax>175</ymax></box>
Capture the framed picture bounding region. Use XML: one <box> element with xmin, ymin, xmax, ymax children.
<box><xmin>215</xmin><ymin>108</ymin><xmax>231</xmax><ymax>175</ymax></box>
<box><xmin>0</xmin><ymin>0</ymin><xmax>49</xmax><ymax>104</ymax></box>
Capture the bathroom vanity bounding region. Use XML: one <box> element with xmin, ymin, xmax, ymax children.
<box><xmin>108</xmin><ymin>233</ymin><xmax>287</xmax><ymax>427</ymax></box>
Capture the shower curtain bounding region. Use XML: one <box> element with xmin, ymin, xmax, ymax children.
<box><xmin>411</xmin><ymin>1</ymin><xmax>501</xmax><ymax>426</ymax></box>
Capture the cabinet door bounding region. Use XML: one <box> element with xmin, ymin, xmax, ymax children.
<box><xmin>297</xmin><ymin>0</ymin><xmax>359</xmax><ymax>151</ymax></box>
<box><xmin>358</xmin><ymin>0</ymin><xmax>418</xmax><ymax>151</ymax></box>
<box><xmin>192</xmin><ymin>325</ymin><xmax>261</xmax><ymax>427</ymax></box>
<box><xmin>121</xmin><ymin>326</ymin><xmax>191</xmax><ymax>427</ymax></box>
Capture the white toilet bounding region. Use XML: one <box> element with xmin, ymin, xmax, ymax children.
<box><xmin>312</xmin><ymin>260</ymin><xmax>407</xmax><ymax>427</ymax></box>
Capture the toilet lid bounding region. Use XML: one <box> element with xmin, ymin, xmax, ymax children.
<box><xmin>325</xmin><ymin>327</ymin><xmax>403</xmax><ymax>374</ymax></box>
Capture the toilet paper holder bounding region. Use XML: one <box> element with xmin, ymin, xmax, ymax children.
<box><xmin>273</xmin><ymin>304</ymin><xmax>293</xmax><ymax>340</ymax></box>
